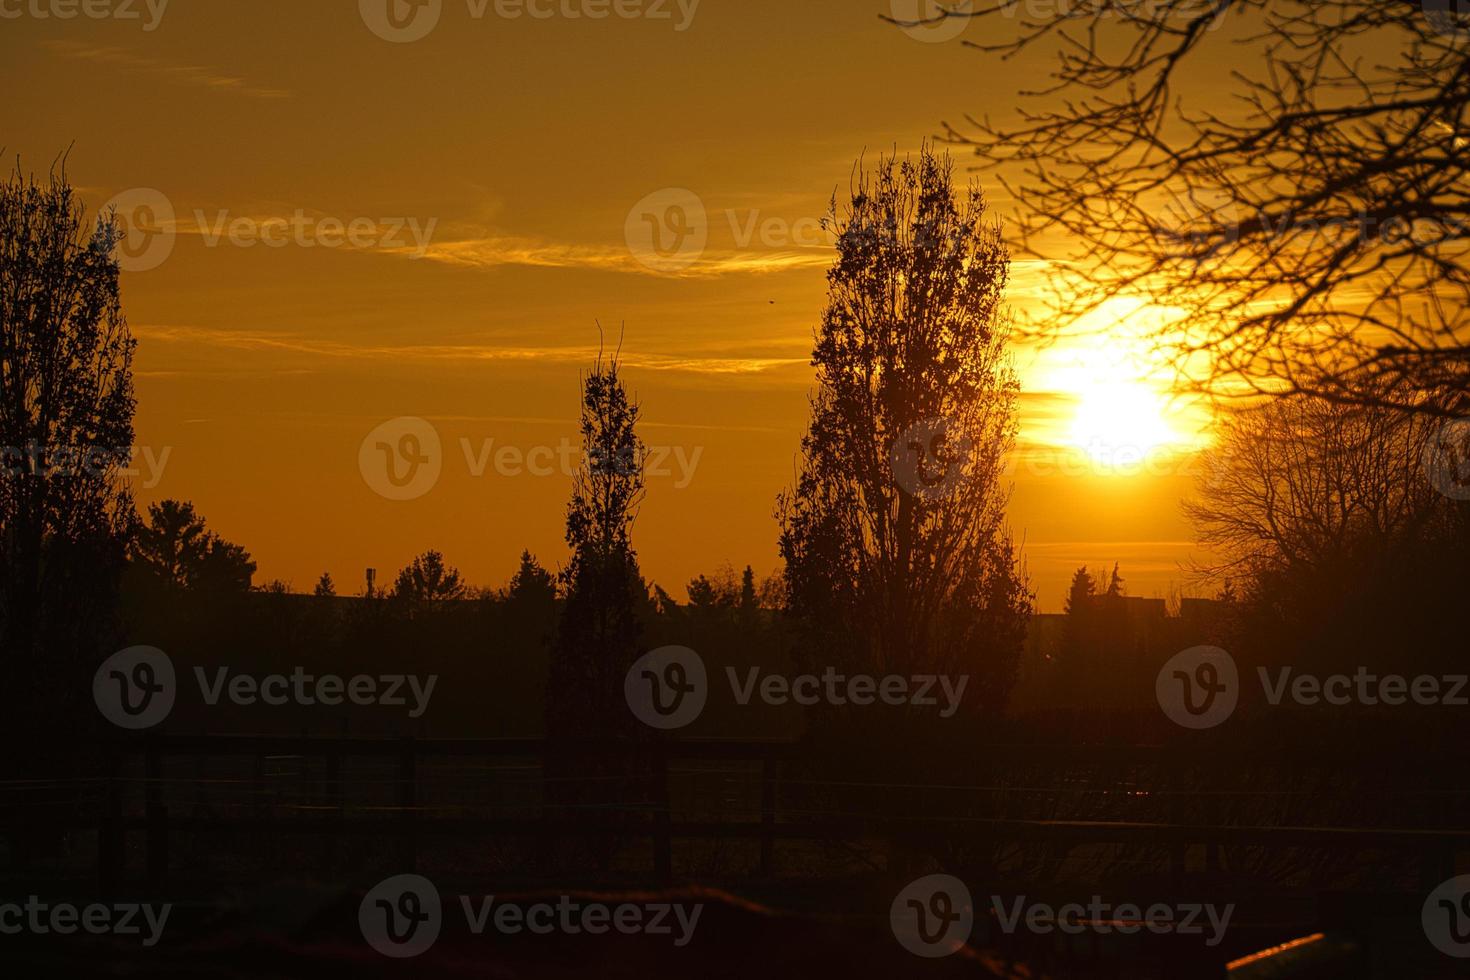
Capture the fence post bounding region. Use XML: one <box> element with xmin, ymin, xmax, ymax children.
<box><xmin>759</xmin><ymin>754</ymin><xmax>778</xmax><ymax>876</ymax></box>
<box><xmin>98</xmin><ymin>745</ymin><xmax>122</xmax><ymax>897</ymax></box>
<box><xmin>653</xmin><ymin>742</ymin><xmax>671</xmax><ymax>881</ymax></box>
<box><xmin>327</xmin><ymin>744</ymin><xmax>343</xmax><ymax>871</ymax></box>
<box><xmin>398</xmin><ymin>736</ymin><xmax>417</xmax><ymax>871</ymax></box>
<box><xmin>145</xmin><ymin>737</ymin><xmax>167</xmax><ymax>889</ymax></box>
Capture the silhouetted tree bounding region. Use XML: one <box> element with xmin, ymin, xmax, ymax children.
<box><xmin>505</xmin><ymin>549</ymin><xmax>556</xmax><ymax>605</ymax></box>
<box><xmin>501</xmin><ymin>549</ymin><xmax>557</xmax><ymax>650</ymax></box>
<box><xmin>1061</xmin><ymin>564</ymin><xmax>1095</xmax><ymax>649</ymax></box>
<box><xmin>686</xmin><ymin>574</ymin><xmax>718</xmax><ymax>612</ymax></box>
<box><xmin>1187</xmin><ymin>389</ymin><xmax>1468</xmax><ymax>676</ymax></box>
<box><xmin>737</xmin><ymin>565</ymin><xmax>758</xmax><ymax>623</ymax></box>
<box><xmin>777</xmin><ymin>145</ymin><xmax>1031</xmax><ymax>716</ymax></box>
<box><xmin>130</xmin><ymin>499</ymin><xmax>256</xmax><ymax>594</ymax></box>
<box><xmin>547</xmin><ymin>352</ymin><xmax>647</xmax><ymax>738</ymax></box>
<box><xmin>313</xmin><ymin>572</ymin><xmax>336</xmax><ymax>597</ymax></box>
<box><xmin>1063</xmin><ymin>566</ymin><xmax>1095</xmax><ymax>619</ymax></box>
<box><xmin>0</xmin><ymin>162</ymin><xmax>135</xmax><ymax>682</ymax></box>
<box><xmin>390</xmin><ymin>549</ymin><xmax>466</xmax><ymax>611</ymax></box>
<box><xmin>651</xmin><ymin>583</ymin><xmax>679</xmax><ymax>616</ymax></box>
<box><xmin>0</xmin><ymin>161</ymin><xmax>137</xmax><ymax>854</ymax></box>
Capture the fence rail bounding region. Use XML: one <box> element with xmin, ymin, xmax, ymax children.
<box><xmin>3</xmin><ymin>733</ymin><xmax>1464</xmax><ymax>896</ymax></box>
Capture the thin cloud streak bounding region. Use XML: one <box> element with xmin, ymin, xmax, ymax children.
<box><xmin>43</xmin><ymin>41</ymin><xmax>292</xmax><ymax>100</ymax></box>
<box><xmin>133</xmin><ymin>324</ymin><xmax>808</xmax><ymax>376</ymax></box>
<box><xmin>397</xmin><ymin>235</ymin><xmax>833</xmax><ymax>278</ymax></box>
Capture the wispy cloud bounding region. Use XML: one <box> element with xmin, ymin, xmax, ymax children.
<box><xmin>43</xmin><ymin>41</ymin><xmax>291</xmax><ymax>100</ymax></box>
<box><xmin>396</xmin><ymin>235</ymin><xmax>832</xmax><ymax>278</ymax></box>
<box><xmin>133</xmin><ymin>324</ymin><xmax>808</xmax><ymax>376</ymax></box>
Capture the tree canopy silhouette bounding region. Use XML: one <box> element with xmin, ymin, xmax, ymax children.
<box><xmin>130</xmin><ymin>499</ymin><xmax>257</xmax><ymax>594</ymax></box>
<box><xmin>1186</xmin><ymin>387</ymin><xmax>1470</xmax><ymax>677</ymax></box>
<box><xmin>390</xmin><ymin>548</ymin><xmax>467</xmax><ymax>610</ymax></box>
<box><xmin>0</xmin><ymin>161</ymin><xmax>135</xmax><ymax>671</ymax></box>
<box><xmin>548</xmin><ymin>351</ymin><xmax>647</xmax><ymax>738</ymax></box>
<box><xmin>778</xmin><ymin>145</ymin><xmax>1031</xmax><ymax>715</ymax></box>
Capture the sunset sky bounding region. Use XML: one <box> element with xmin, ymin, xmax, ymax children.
<box><xmin>3</xmin><ymin>0</ymin><xmax>1222</xmax><ymax>609</ymax></box>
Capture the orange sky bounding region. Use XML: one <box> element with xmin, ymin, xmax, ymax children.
<box><xmin>3</xmin><ymin>0</ymin><xmax>1222</xmax><ymax>609</ymax></box>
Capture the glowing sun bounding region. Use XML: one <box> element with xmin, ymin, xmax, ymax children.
<box><xmin>1067</xmin><ymin>381</ymin><xmax>1184</xmax><ymax>464</ymax></box>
